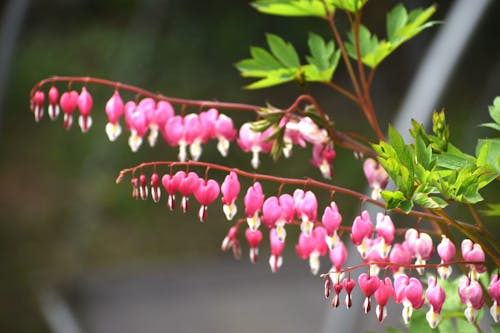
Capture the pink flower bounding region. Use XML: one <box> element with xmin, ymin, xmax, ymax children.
<box><xmin>269</xmin><ymin>228</ymin><xmax>285</xmax><ymax>272</ymax></box>
<box><xmin>296</xmin><ymin>227</ymin><xmax>328</xmax><ymax>275</ymax></box>
<box><xmin>161</xmin><ymin>172</ymin><xmax>182</xmax><ymax>210</ymax></box>
<box><xmin>405</xmin><ymin>228</ymin><xmax>433</xmax><ymax>275</ymax></box>
<box><xmin>131</xmin><ymin>177</ymin><xmax>139</xmax><ymax>200</ymax></box>
<box><xmin>389</xmin><ymin>243</ymin><xmax>412</xmax><ymax>276</ymax></box>
<box><xmin>77</xmin><ymin>87</ymin><xmax>93</xmax><ymax>133</ymax></box>
<box><xmin>48</xmin><ymin>86</ymin><xmax>60</xmax><ymax>120</ymax></box>
<box><xmin>105</xmin><ymin>90</ymin><xmax>124</xmax><ymax>141</ymax></box>
<box><xmin>322</xmin><ymin>201</ymin><xmax>342</xmax><ymax>250</ymax></box>
<box><xmin>425</xmin><ymin>277</ymin><xmax>445</xmax><ymax>328</ymax></box>
<box><xmin>221</xmin><ymin>226</ymin><xmax>241</xmax><ymax>260</ymax></box>
<box><xmin>32</xmin><ymin>90</ymin><xmax>45</xmax><ymax>122</ymax></box>
<box><xmin>215</xmin><ymin>113</ymin><xmax>237</xmax><ymax>157</ymax></box>
<box><xmin>375</xmin><ymin>277</ymin><xmax>393</xmax><ymax>322</ymax></box>
<box><xmin>244</xmin><ymin>182</ymin><xmax>265</xmax><ymax>231</ymax></box>
<box><xmin>237</xmin><ymin>123</ymin><xmax>273</xmax><ymax>169</ymax></box>
<box><xmin>363</xmin><ymin>158</ymin><xmax>389</xmax><ymax>200</ymax></box>
<box><xmin>358</xmin><ymin>273</ymin><xmax>381</xmax><ymax>313</ymax></box>
<box><xmin>351</xmin><ymin>210</ymin><xmax>373</xmax><ymax>257</ymax></box>
<box><xmin>177</xmin><ymin>171</ymin><xmax>201</xmax><ymax>212</ymax></box>
<box><xmin>489</xmin><ymin>274</ymin><xmax>500</xmax><ymax>323</ymax></box>
<box><xmin>139</xmin><ymin>173</ymin><xmax>148</xmax><ymax>200</ymax></box>
<box><xmin>293</xmin><ymin>189</ymin><xmax>318</xmax><ymax>237</ymax></box>
<box><xmin>394</xmin><ymin>274</ymin><xmax>424</xmax><ymax>324</ymax></box>
<box><xmin>60</xmin><ymin>90</ymin><xmax>79</xmax><ymax>130</ymax></box>
<box><xmin>221</xmin><ymin>171</ymin><xmax>240</xmax><ymax>220</ymax></box>
<box><xmin>310</xmin><ymin>143</ymin><xmax>336</xmax><ymax>179</ymax></box>
<box><xmin>194</xmin><ymin>179</ymin><xmax>220</xmax><ymax>222</ymax></box>
<box><xmin>437</xmin><ymin>235</ymin><xmax>456</xmax><ymax>280</ymax></box>
<box><xmin>150</xmin><ymin>172</ymin><xmax>161</xmax><ymax>203</ymax></box>
<box><xmin>458</xmin><ymin>275</ymin><xmax>484</xmax><ymax>323</ymax></box>
<box><xmin>375</xmin><ymin>213</ymin><xmax>394</xmax><ymax>258</ymax></box>
<box><xmin>125</xmin><ymin>101</ymin><xmax>149</xmax><ymax>152</ymax></box>
<box><xmin>146</xmin><ymin>100</ymin><xmax>174</xmax><ymax>147</ymax></box>
<box><xmin>329</xmin><ymin>240</ymin><xmax>347</xmax><ymax>272</ymax></box>
<box><xmin>343</xmin><ymin>277</ymin><xmax>356</xmax><ymax>308</ymax></box>
<box><xmin>262</xmin><ymin>194</ymin><xmax>295</xmax><ymax>241</ymax></box>
<box><xmin>245</xmin><ymin>228</ymin><xmax>263</xmax><ymax>263</ymax></box>
<box><xmin>461</xmin><ymin>239</ymin><xmax>486</xmax><ymax>278</ymax></box>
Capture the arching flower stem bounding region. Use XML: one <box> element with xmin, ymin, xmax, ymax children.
<box><xmin>117</xmin><ymin>160</ymin><xmax>480</xmax><ymax>236</ymax></box>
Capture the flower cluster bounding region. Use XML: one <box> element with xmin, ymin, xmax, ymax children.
<box><xmin>30</xmin><ymin>85</ymin><xmax>346</xmax><ymax>180</ymax></box>
<box><xmin>120</xmin><ymin>162</ymin><xmax>495</xmax><ymax>330</ymax></box>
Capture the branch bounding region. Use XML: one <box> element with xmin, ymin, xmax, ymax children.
<box><xmin>116</xmin><ymin>160</ymin><xmax>478</xmax><ymax>234</ymax></box>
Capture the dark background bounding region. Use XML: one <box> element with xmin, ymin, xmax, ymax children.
<box><xmin>0</xmin><ymin>0</ymin><xmax>499</xmax><ymax>332</ymax></box>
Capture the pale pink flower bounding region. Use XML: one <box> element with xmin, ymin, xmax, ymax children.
<box><xmin>321</xmin><ymin>201</ymin><xmax>342</xmax><ymax>250</ymax></box>
<box><xmin>237</xmin><ymin>123</ymin><xmax>273</xmax><ymax>169</ymax></box>
<box><xmin>293</xmin><ymin>189</ymin><xmax>318</xmax><ymax>237</ymax></box>
<box><xmin>458</xmin><ymin>275</ymin><xmax>484</xmax><ymax>323</ymax></box>
<box><xmin>363</xmin><ymin>158</ymin><xmax>389</xmax><ymax>200</ymax></box>
<box><xmin>394</xmin><ymin>274</ymin><xmax>425</xmax><ymax>324</ymax></box>
<box><xmin>437</xmin><ymin>235</ymin><xmax>456</xmax><ymax>280</ymax></box>
<box><xmin>489</xmin><ymin>274</ymin><xmax>500</xmax><ymax>322</ymax></box>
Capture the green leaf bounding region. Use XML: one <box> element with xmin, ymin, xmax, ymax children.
<box><xmin>236</xmin><ymin>34</ymin><xmax>301</xmax><ymax>89</ymax></box>
<box><xmin>482</xmin><ymin>203</ymin><xmax>500</xmax><ymax>217</ymax></box>
<box><xmin>251</xmin><ymin>0</ymin><xmax>335</xmax><ymax>18</ymax></box>
<box><xmin>412</xmin><ymin>192</ymin><xmax>448</xmax><ymax>209</ymax></box>
<box><xmin>476</xmin><ymin>138</ymin><xmax>500</xmax><ymax>173</ymax></box>
<box><xmin>345</xmin><ymin>25</ymin><xmax>392</xmax><ymax>68</ymax></box>
<box><xmin>435</xmin><ymin>153</ymin><xmax>472</xmax><ymax>170</ymax></box>
<box><xmin>479</xmin><ymin>96</ymin><xmax>500</xmax><ymax>130</ymax></box>
<box><xmin>489</xmin><ymin>97</ymin><xmax>500</xmax><ymax>122</ymax></box>
<box><xmin>266</xmin><ymin>34</ymin><xmax>300</xmax><ymax>68</ymax></box>
<box><xmin>387</xmin><ymin>4</ymin><xmax>408</xmax><ymax>41</ymax></box>
<box><xmin>304</xmin><ymin>33</ymin><xmax>340</xmax><ymax>81</ymax></box>
<box><xmin>415</xmin><ymin>133</ymin><xmax>432</xmax><ymax>169</ymax></box>
<box><xmin>388</xmin><ymin>5</ymin><xmax>437</xmax><ymax>47</ymax></box>
<box><xmin>330</xmin><ymin>0</ymin><xmax>367</xmax><ymax>13</ymax></box>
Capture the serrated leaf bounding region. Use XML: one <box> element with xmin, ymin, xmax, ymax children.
<box><xmin>476</xmin><ymin>138</ymin><xmax>500</xmax><ymax>173</ymax></box>
<box><xmin>387</xmin><ymin>4</ymin><xmax>408</xmax><ymax>41</ymax></box>
<box><xmin>415</xmin><ymin>135</ymin><xmax>432</xmax><ymax>169</ymax></box>
<box><xmin>388</xmin><ymin>5</ymin><xmax>437</xmax><ymax>46</ymax></box>
<box><xmin>345</xmin><ymin>25</ymin><xmax>392</xmax><ymax>68</ymax></box>
<box><xmin>251</xmin><ymin>0</ymin><xmax>335</xmax><ymax>18</ymax></box>
<box><xmin>304</xmin><ymin>33</ymin><xmax>340</xmax><ymax>81</ymax></box>
<box><xmin>236</xmin><ymin>34</ymin><xmax>301</xmax><ymax>89</ymax></box>
<box><xmin>266</xmin><ymin>34</ymin><xmax>300</xmax><ymax>68</ymax></box>
<box><xmin>489</xmin><ymin>96</ymin><xmax>500</xmax><ymax>124</ymax></box>
<box><xmin>345</xmin><ymin>4</ymin><xmax>436</xmax><ymax>68</ymax></box>
<box><xmin>435</xmin><ymin>153</ymin><xmax>472</xmax><ymax>170</ymax></box>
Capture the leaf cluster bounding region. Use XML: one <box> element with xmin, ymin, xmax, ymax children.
<box><xmin>235</xmin><ymin>33</ymin><xmax>340</xmax><ymax>89</ymax></box>
<box><xmin>374</xmin><ymin>110</ymin><xmax>499</xmax><ymax>213</ymax></box>
<box><xmin>345</xmin><ymin>4</ymin><xmax>437</xmax><ymax>68</ymax></box>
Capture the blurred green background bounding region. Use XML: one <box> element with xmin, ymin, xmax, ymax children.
<box><xmin>0</xmin><ymin>0</ymin><xmax>499</xmax><ymax>332</ymax></box>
